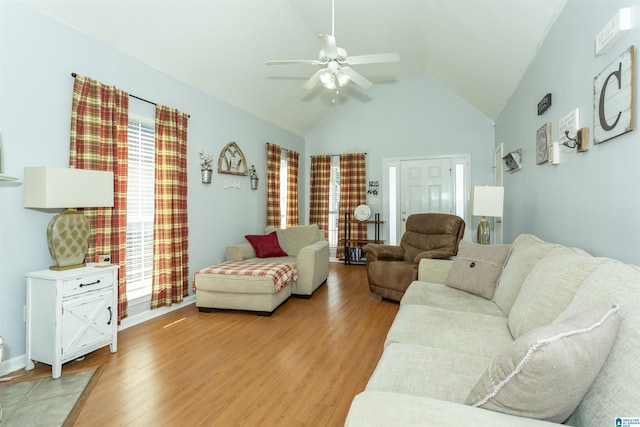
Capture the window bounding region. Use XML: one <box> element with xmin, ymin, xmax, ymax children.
<box><xmin>328</xmin><ymin>156</ymin><xmax>340</xmax><ymax>249</ymax></box>
<box><xmin>126</xmin><ymin>118</ymin><xmax>155</xmax><ymax>301</ymax></box>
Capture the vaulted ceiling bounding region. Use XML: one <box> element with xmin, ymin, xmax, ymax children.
<box><xmin>24</xmin><ymin>0</ymin><xmax>567</xmax><ymax>136</ymax></box>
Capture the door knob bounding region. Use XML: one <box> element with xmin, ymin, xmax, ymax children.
<box><xmin>402</xmin><ymin>217</ymin><xmax>406</xmax><ymax>222</ymax></box>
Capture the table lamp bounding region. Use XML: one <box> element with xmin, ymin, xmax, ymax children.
<box><xmin>471</xmin><ymin>186</ymin><xmax>504</xmax><ymax>245</ymax></box>
<box><xmin>24</xmin><ymin>167</ymin><xmax>114</xmax><ymax>270</ymax></box>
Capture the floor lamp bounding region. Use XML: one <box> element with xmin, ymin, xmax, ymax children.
<box><xmin>471</xmin><ymin>186</ymin><xmax>504</xmax><ymax>245</ymax></box>
<box><xmin>24</xmin><ymin>167</ymin><xmax>114</xmax><ymax>270</ymax></box>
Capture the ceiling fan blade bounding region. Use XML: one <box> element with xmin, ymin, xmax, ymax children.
<box><xmin>318</xmin><ymin>34</ymin><xmax>338</xmax><ymax>58</ymax></box>
<box><xmin>340</xmin><ymin>67</ymin><xmax>373</xmax><ymax>89</ymax></box>
<box><xmin>345</xmin><ymin>53</ymin><xmax>400</xmax><ymax>65</ymax></box>
<box><xmin>266</xmin><ymin>59</ymin><xmax>324</xmax><ymax>65</ymax></box>
<box><xmin>301</xmin><ymin>68</ymin><xmax>326</xmax><ymax>90</ymax></box>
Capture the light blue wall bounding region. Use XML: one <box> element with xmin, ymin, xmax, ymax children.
<box><xmin>304</xmin><ymin>75</ymin><xmax>496</xmax><ymax>241</ymax></box>
<box><xmin>496</xmin><ymin>0</ymin><xmax>640</xmax><ymax>264</ymax></box>
<box><xmin>0</xmin><ymin>2</ymin><xmax>304</xmax><ymax>363</ymax></box>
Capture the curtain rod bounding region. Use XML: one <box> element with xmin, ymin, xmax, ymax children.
<box><xmin>266</xmin><ymin>143</ymin><xmax>296</xmax><ymax>153</ymax></box>
<box><xmin>266</xmin><ymin>144</ymin><xmax>366</xmax><ymax>158</ymax></box>
<box><xmin>71</xmin><ymin>73</ymin><xmax>190</xmax><ymax>118</ymax></box>
<box><xmin>310</xmin><ymin>153</ymin><xmax>367</xmax><ymax>157</ymax></box>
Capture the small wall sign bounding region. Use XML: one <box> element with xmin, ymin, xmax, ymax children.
<box><xmin>593</xmin><ymin>46</ymin><xmax>634</xmax><ymax>144</ymax></box>
<box><xmin>537</xmin><ymin>93</ymin><xmax>552</xmax><ymax>115</ymax></box>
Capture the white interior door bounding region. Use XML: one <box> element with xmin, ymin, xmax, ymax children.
<box><xmin>494</xmin><ymin>144</ymin><xmax>504</xmax><ymax>244</ymax></box>
<box><xmin>399</xmin><ymin>158</ymin><xmax>452</xmax><ymax>235</ymax></box>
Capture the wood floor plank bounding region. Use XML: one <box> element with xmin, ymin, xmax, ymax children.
<box><xmin>7</xmin><ymin>263</ymin><xmax>399</xmax><ymax>426</ymax></box>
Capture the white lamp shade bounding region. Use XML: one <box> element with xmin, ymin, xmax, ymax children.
<box><xmin>24</xmin><ymin>167</ymin><xmax>114</xmax><ymax>208</ymax></box>
<box><xmin>471</xmin><ymin>186</ymin><xmax>504</xmax><ymax>217</ymax></box>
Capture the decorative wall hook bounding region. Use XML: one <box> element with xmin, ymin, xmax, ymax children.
<box><xmin>563</xmin><ymin>130</ymin><xmax>580</xmax><ymax>149</ymax></box>
<box><xmin>563</xmin><ymin>128</ymin><xmax>589</xmax><ymax>152</ymax></box>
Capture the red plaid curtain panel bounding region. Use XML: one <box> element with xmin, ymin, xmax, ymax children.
<box><xmin>309</xmin><ymin>155</ymin><xmax>331</xmax><ymax>240</ymax></box>
<box><xmin>266</xmin><ymin>143</ymin><xmax>282</xmax><ymax>228</ymax></box>
<box><xmin>69</xmin><ymin>74</ymin><xmax>130</xmax><ymax>322</ymax></box>
<box><xmin>337</xmin><ymin>153</ymin><xmax>367</xmax><ymax>260</ymax></box>
<box><xmin>151</xmin><ymin>105</ymin><xmax>189</xmax><ymax>309</ymax></box>
<box><xmin>286</xmin><ymin>149</ymin><xmax>299</xmax><ymax>227</ymax></box>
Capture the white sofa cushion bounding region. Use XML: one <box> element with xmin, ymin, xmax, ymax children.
<box><xmin>507</xmin><ymin>246</ymin><xmax>607</xmax><ymax>339</ymax></box>
<box><xmin>346</xmin><ymin>391</ymin><xmax>560</xmax><ymax>427</ymax></box>
<box><xmin>385</xmin><ymin>304</ymin><xmax>513</xmax><ymax>359</ymax></box>
<box><xmin>493</xmin><ymin>234</ymin><xmax>559</xmax><ymax>315</ymax></box>
<box><xmin>554</xmin><ymin>261</ymin><xmax>640</xmax><ymax>426</ymax></box>
<box><xmin>366</xmin><ymin>343</ymin><xmax>491</xmax><ymax>403</ymax></box>
<box><xmin>466</xmin><ymin>305</ymin><xmax>619</xmax><ymax>423</ymax></box>
<box><xmin>401</xmin><ymin>281</ymin><xmax>506</xmax><ymax>317</ymax></box>
<box><xmin>265</xmin><ymin>224</ymin><xmax>321</xmax><ymax>255</ymax></box>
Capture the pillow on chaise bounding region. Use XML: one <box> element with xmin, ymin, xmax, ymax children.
<box><xmin>446</xmin><ymin>240</ymin><xmax>511</xmax><ymax>299</ymax></box>
<box><xmin>245</xmin><ymin>232</ymin><xmax>288</xmax><ymax>258</ymax></box>
<box><xmin>465</xmin><ymin>304</ymin><xmax>619</xmax><ymax>423</ymax></box>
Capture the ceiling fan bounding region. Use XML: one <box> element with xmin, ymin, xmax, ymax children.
<box><xmin>266</xmin><ymin>0</ymin><xmax>399</xmax><ymax>91</ymax></box>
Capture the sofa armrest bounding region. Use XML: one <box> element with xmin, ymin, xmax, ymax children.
<box><xmin>364</xmin><ymin>244</ymin><xmax>405</xmax><ymax>262</ymax></box>
<box><xmin>226</xmin><ymin>242</ymin><xmax>256</xmax><ymax>261</ymax></box>
<box><xmin>295</xmin><ymin>240</ymin><xmax>330</xmax><ymax>294</ymax></box>
<box><xmin>418</xmin><ymin>258</ymin><xmax>454</xmax><ymax>284</ymax></box>
<box><xmin>346</xmin><ymin>391</ymin><xmax>561</xmax><ymax>427</ymax></box>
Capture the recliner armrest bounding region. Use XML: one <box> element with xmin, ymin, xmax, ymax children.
<box><xmin>413</xmin><ymin>250</ymin><xmax>455</xmax><ymax>264</ymax></box>
<box><xmin>364</xmin><ymin>244</ymin><xmax>405</xmax><ymax>262</ymax></box>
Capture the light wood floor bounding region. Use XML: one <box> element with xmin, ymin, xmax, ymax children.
<box><xmin>9</xmin><ymin>263</ymin><xmax>399</xmax><ymax>426</ymax></box>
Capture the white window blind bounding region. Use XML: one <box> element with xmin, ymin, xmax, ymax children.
<box><xmin>126</xmin><ymin>119</ymin><xmax>155</xmax><ymax>301</ymax></box>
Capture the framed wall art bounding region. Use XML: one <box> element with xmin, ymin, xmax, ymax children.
<box><xmin>536</xmin><ymin>122</ymin><xmax>551</xmax><ymax>164</ymax></box>
<box><xmin>217</xmin><ymin>141</ymin><xmax>249</xmax><ymax>176</ymax></box>
<box><xmin>594</xmin><ymin>45</ymin><xmax>634</xmax><ymax>144</ymax></box>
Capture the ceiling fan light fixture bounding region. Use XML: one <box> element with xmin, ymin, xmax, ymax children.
<box><xmin>320</xmin><ymin>70</ymin><xmax>333</xmax><ymax>86</ymax></box>
<box><xmin>336</xmin><ymin>71</ymin><xmax>350</xmax><ymax>87</ymax></box>
<box><xmin>323</xmin><ymin>77</ymin><xmax>337</xmax><ymax>89</ymax></box>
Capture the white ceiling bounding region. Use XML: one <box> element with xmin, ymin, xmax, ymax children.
<box><xmin>24</xmin><ymin>0</ymin><xmax>567</xmax><ymax>137</ymax></box>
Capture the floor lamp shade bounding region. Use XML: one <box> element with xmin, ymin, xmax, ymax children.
<box><xmin>24</xmin><ymin>167</ymin><xmax>114</xmax><ymax>270</ymax></box>
<box><xmin>471</xmin><ymin>186</ymin><xmax>504</xmax><ymax>245</ymax></box>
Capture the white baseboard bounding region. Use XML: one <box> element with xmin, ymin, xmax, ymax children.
<box><xmin>0</xmin><ymin>355</ymin><xmax>28</xmax><ymax>378</ymax></box>
<box><xmin>0</xmin><ymin>295</ymin><xmax>196</xmax><ymax>376</ymax></box>
<box><xmin>118</xmin><ymin>295</ymin><xmax>196</xmax><ymax>331</ymax></box>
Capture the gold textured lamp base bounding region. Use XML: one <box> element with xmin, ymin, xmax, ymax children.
<box><xmin>46</xmin><ymin>209</ymin><xmax>90</xmax><ymax>270</ymax></box>
<box><xmin>477</xmin><ymin>216</ymin><xmax>490</xmax><ymax>245</ymax></box>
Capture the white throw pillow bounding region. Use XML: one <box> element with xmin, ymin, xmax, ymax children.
<box><xmin>446</xmin><ymin>241</ymin><xmax>511</xmax><ymax>299</ymax></box>
<box><xmin>465</xmin><ymin>304</ymin><xmax>619</xmax><ymax>423</ymax></box>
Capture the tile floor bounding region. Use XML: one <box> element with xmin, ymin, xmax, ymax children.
<box><xmin>0</xmin><ymin>369</ymin><xmax>94</xmax><ymax>427</ymax></box>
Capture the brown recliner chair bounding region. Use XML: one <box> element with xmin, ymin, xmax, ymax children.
<box><xmin>364</xmin><ymin>213</ymin><xmax>465</xmax><ymax>301</ymax></box>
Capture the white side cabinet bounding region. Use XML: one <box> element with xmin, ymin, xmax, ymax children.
<box><xmin>25</xmin><ymin>263</ymin><xmax>119</xmax><ymax>378</ymax></box>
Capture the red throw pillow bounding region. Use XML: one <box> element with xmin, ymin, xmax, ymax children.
<box><xmin>245</xmin><ymin>232</ymin><xmax>288</xmax><ymax>258</ymax></box>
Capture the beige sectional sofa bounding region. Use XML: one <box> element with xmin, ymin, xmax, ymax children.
<box><xmin>225</xmin><ymin>224</ymin><xmax>329</xmax><ymax>297</ymax></box>
<box><xmin>346</xmin><ymin>234</ymin><xmax>640</xmax><ymax>426</ymax></box>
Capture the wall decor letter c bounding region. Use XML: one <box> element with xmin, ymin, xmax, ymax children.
<box><xmin>598</xmin><ymin>61</ymin><xmax>622</xmax><ymax>131</ymax></box>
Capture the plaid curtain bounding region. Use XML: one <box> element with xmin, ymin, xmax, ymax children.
<box><xmin>337</xmin><ymin>153</ymin><xmax>367</xmax><ymax>260</ymax></box>
<box><xmin>286</xmin><ymin>149</ymin><xmax>299</xmax><ymax>227</ymax></box>
<box><xmin>309</xmin><ymin>155</ymin><xmax>331</xmax><ymax>239</ymax></box>
<box><xmin>69</xmin><ymin>75</ymin><xmax>129</xmax><ymax>322</ymax></box>
<box><xmin>151</xmin><ymin>105</ymin><xmax>189</xmax><ymax>309</ymax></box>
<box><xmin>266</xmin><ymin>143</ymin><xmax>281</xmax><ymax>228</ymax></box>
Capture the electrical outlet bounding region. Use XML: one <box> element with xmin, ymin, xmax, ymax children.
<box><xmin>217</xmin><ymin>259</ymin><xmax>222</xmax><ymax>265</ymax></box>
